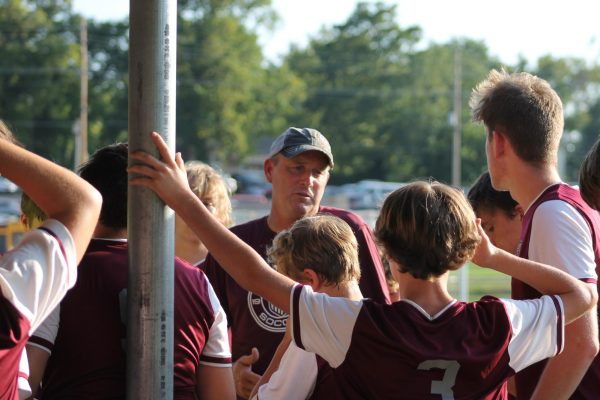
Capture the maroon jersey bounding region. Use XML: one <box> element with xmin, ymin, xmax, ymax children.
<box><xmin>513</xmin><ymin>183</ymin><xmax>600</xmax><ymax>400</ymax></box>
<box><xmin>292</xmin><ymin>285</ymin><xmax>564</xmax><ymax>400</ymax></box>
<box><xmin>32</xmin><ymin>239</ymin><xmax>230</xmax><ymax>399</ymax></box>
<box><xmin>201</xmin><ymin>206</ymin><xmax>390</xmax><ymax>377</ymax></box>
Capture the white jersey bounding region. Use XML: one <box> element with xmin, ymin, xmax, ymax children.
<box><xmin>0</xmin><ymin>220</ymin><xmax>77</xmax><ymax>400</ymax></box>
<box><xmin>253</xmin><ymin>342</ymin><xmax>317</xmax><ymax>400</ymax></box>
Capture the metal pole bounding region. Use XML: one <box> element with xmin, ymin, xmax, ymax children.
<box><xmin>74</xmin><ymin>17</ymin><xmax>88</xmax><ymax>170</ymax></box>
<box><xmin>452</xmin><ymin>45</ymin><xmax>468</xmax><ymax>301</ymax></box>
<box><xmin>127</xmin><ymin>1</ymin><xmax>177</xmax><ymax>399</ymax></box>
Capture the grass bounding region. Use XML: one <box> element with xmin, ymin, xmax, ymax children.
<box><xmin>448</xmin><ymin>263</ymin><xmax>512</xmax><ymax>302</ymax></box>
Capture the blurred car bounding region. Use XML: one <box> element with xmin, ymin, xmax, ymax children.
<box><xmin>0</xmin><ymin>177</ymin><xmax>18</xmax><ymax>193</ymax></box>
<box><xmin>231</xmin><ymin>171</ymin><xmax>271</xmax><ymax>196</ymax></box>
<box><xmin>345</xmin><ymin>180</ymin><xmax>405</xmax><ymax>210</ymax></box>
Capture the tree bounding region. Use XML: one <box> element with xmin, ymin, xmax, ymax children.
<box><xmin>286</xmin><ymin>2</ymin><xmax>421</xmax><ymax>183</ymax></box>
<box><xmin>0</xmin><ymin>0</ymin><xmax>81</xmax><ymax>165</ymax></box>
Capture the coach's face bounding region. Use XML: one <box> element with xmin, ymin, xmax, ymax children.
<box><xmin>265</xmin><ymin>151</ymin><xmax>330</xmax><ymax>224</ymax></box>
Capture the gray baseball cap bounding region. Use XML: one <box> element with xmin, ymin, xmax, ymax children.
<box><xmin>267</xmin><ymin>127</ymin><xmax>334</xmax><ymax>168</ymax></box>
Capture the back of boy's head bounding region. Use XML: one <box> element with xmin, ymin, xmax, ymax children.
<box><xmin>470</xmin><ymin>69</ymin><xmax>563</xmax><ymax>166</ymax></box>
<box><xmin>268</xmin><ymin>214</ymin><xmax>361</xmax><ymax>286</ymax></box>
<box><xmin>185</xmin><ymin>161</ymin><xmax>233</xmax><ymax>227</ymax></box>
<box><xmin>467</xmin><ymin>172</ymin><xmax>519</xmax><ymax>218</ymax></box>
<box><xmin>375</xmin><ymin>181</ymin><xmax>479</xmax><ymax>280</ymax></box>
<box><xmin>20</xmin><ymin>193</ymin><xmax>47</xmax><ymax>229</ymax></box>
<box><xmin>580</xmin><ymin>138</ymin><xmax>600</xmax><ymax>210</ymax></box>
<box><xmin>78</xmin><ymin>143</ymin><xmax>128</xmax><ymax>229</ymax></box>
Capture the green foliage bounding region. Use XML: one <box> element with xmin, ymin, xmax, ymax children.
<box><xmin>2</xmin><ymin>0</ymin><xmax>600</xmax><ymax>185</ymax></box>
<box><xmin>0</xmin><ymin>0</ymin><xmax>80</xmax><ymax>164</ymax></box>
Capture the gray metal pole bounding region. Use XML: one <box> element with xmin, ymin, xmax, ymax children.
<box><xmin>452</xmin><ymin>45</ymin><xmax>468</xmax><ymax>302</ymax></box>
<box><xmin>127</xmin><ymin>1</ymin><xmax>177</xmax><ymax>398</ymax></box>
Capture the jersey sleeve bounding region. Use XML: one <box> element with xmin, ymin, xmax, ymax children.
<box><xmin>529</xmin><ymin>201</ymin><xmax>597</xmax><ymax>281</ymax></box>
<box><xmin>199</xmin><ymin>255</ymin><xmax>231</xmax><ymax>324</ymax></box>
<box><xmin>199</xmin><ymin>275</ymin><xmax>232</xmax><ymax>367</ymax></box>
<box><xmin>354</xmin><ymin>223</ymin><xmax>391</xmax><ymax>304</ymax></box>
<box><xmin>0</xmin><ymin>219</ymin><xmax>76</xmax><ymax>333</ymax></box>
<box><xmin>28</xmin><ymin>304</ymin><xmax>60</xmax><ymax>354</ymax></box>
<box><xmin>255</xmin><ymin>342</ymin><xmax>317</xmax><ymax>400</ymax></box>
<box><xmin>502</xmin><ymin>295</ymin><xmax>565</xmax><ymax>372</ymax></box>
<box><xmin>289</xmin><ymin>284</ymin><xmax>362</xmax><ymax>368</ymax></box>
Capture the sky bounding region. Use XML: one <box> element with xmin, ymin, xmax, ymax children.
<box><xmin>72</xmin><ymin>0</ymin><xmax>600</xmax><ymax>65</ymax></box>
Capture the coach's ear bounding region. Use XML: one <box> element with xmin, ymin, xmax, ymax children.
<box><xmin>300</xmin><ymin>268</ymin><xmax>322</xmax><ymax>291</ymax></box>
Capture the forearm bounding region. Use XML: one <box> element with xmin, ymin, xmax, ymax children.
<box><xmin>173</xmin><ymin>191</ymin><xmax>294</xmax><ymax>313</ymax></box>
<box><xmin>530</xmin><ymin>311</ymin><xmax>598</xmax><ymax>399</ymax></box>
<box><xmin>482</xmin><ymin>249</ymin><xmax>596</xmax><ymax>322</ymax></box>
<box><xmin>0</xmin><ymin>139</ymin><xmax>101</xmax><ymax>260</ymax></box>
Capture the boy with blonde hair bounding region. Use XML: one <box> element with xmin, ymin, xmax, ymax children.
<box><xmin>129</xmin><ymin>132</ymin><xmax>596</xmax><ymax>399</ymax></box>
<box><xmin>250</xmin><ymin>215</ymin><xmax>362</xmax><ymax>399</ymax></box>
<box><xmin>175</xmin><ymin>161</ymin><xmax>232</xmax><ymax>266</ymax></box>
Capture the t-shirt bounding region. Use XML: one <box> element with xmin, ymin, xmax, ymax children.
<box><xmin>252</xmin><ymin>342</ymin><xmax>318</xmax><ymax>400</ymax></box>
<box><xmin>201</xmin><ymin>206</ymin><xmax>390</xmax><ymax>379</ymax></box>
<box><xmin>30</xmin><ymin>239</ymin><xmax>231</xmax><ymax>399</ymax></box>
<box><xmin>291</xmin><ymin>284</ymin><xmax>564</xmax><ymax>400</ymax></box>
<box><xmin>513</xmin><ymin>183</ymin><xmax>600</xmax><ymax>400</ymax></box>
<box><xmin>0</xmin><ymin>220</ymin><xmax>77</xmax><ymax>400</ymax></box>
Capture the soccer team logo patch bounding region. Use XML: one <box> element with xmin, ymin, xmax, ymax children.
<box><xmin>247</xmin><ymin>291</ymin><xmax>288</xmax><ymax>332</ymax></box>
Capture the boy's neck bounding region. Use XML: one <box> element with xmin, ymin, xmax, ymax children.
<box><xmin>175</xmin><ymin>237</ymin><xmax>208</xmax><ymax>265</ymax></box>
<box><xmin>397</xmin><ymin>273</ymin><xmax>454</xmax><ymax>315</ymax></box>
<box><xmin>507</xmin><ymin>162</ymin><xmax>561</xmax><ymax>210</ymax></box>
<box><xmin>320</xmin><ymin>280</ymin><xmax>363</xmax><ymax>301</ymax></box>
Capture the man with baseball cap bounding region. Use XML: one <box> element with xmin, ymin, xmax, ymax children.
<box><xmin>201</xmin><ymin>126</ymin><xmax>390</xmax><ymax>398</ymax></box>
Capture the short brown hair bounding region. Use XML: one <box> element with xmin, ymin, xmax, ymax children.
<box><xmin>375</xmin><ymin>181</ymin><xmax>479</xmax><ymax>280</ymax></box>
<box><xmin>268</xmin><ymin>214</ymin><xmax>361</xmax><ymax>286</ymax></box>
<box><xmin>580</xmin><ymin>138</ymin><xmax>600</xmax><ymax>210</ymax></box>
<box><xmin>470</xmin><ymin>69</ymin><xmax>563</xmax><ymax>165</ymax></box>
<box><xmin>185</xmin><ymin>161</ymin><xmax>233</xmax><ymax>227</ymax></box>
<box><xmin>468</xmin><ymin>172</ymin><xmax>519</xmax><ymax>218</ymax></box>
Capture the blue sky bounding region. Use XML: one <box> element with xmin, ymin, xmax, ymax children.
<box><xmin>73</xmin><ymin>0</ymin><xmax>600</xmax><ymax>65</ymax></box>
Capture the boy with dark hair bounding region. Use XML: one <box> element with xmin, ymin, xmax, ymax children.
<box><xmin>129</xmin><ymin>132</ymin><xmax>596</xmax><ymax>399</ymax></box>
<box><xmin>28</xmin><ymin>143</ymin><xmax>234</xmax><ymax>399</ymax></box>
<box><xmin>467</xmin><ymin>172</ymin><xmax>522</xmax><ymax>254</ymax></box>
<box><xmin>0</xmin><ymin>130</ymin><xmax>101</xmax><ymax>399</ymax></box>
<box><xmin>579</xmin><ymin>138</ymin><xmax>600</xmax><ymax>210</ymax></box>
<box><xmin>471</xmin><ymin>69</ymin><xmax>600</xmax><ymax>399</ymax></box>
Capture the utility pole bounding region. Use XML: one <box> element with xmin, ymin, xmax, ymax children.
<box><xmin>452</xmin><ymin>45</ymin><xmax>468</xmax><ymax>301</ymax></box>
<box><xmin>127</xmin><ymin>0</ymin><xmax>177</xmax><ymax>398</ymax></box>
<box><xmin>75</xmin><ymin>17</ymin><xmax>89</xmax><ymax>168</ymax></box>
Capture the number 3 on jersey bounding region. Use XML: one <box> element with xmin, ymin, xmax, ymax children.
<box><xmin>418</xmin><ymin>360</ymin><xmax>460</xmax><ymax>400</ymax></box>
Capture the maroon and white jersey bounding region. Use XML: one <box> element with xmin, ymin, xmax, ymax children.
<box><xmin>290</xmin><ymin>284</ymin><xmax>565</xmax><ymax>400</ymax></box>
<box><xmin>201</xmin><ymin>206</ymin><xmax>390</xmax><ymax>378</ymax></box>
<box><xmin>0</xmin><ymin>220</ymin><xmax>77</xmax><ymax>400</ymax></box>
<box><xmin>30</xmin><ymin>239</ymin><xmax>230</xmax><ymax>399</ymax></box>
<box><xmin>513</xmin><ymin>183</ymin><xmax>600</xmax><ymax>400</ymax></box>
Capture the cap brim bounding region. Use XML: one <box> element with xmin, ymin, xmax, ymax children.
<box><xmin>280</xmin><ymin>145</ymin><xmax>334</xmax><ymax>167</ymax></box>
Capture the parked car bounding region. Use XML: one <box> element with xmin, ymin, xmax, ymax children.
<box><xmin>346</xmin><ymin>180</ymin><xmax>405</xmax><ymax>210</ymax></box>
<box><xmin>0</xmin><ymin>177</ymin><xmax>18</xmax><ymax>193</ymax></box>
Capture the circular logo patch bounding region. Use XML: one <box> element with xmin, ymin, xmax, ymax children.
<box><xmin>247</xmin><ymin>292</ymin><xmax>288</xmax><ymax>332</ymax></box>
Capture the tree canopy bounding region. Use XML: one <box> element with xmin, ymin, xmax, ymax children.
<box><xmin>1</xmin><ymin>0</ymin><xmax>599</xmax><ymax>186</ymax></box>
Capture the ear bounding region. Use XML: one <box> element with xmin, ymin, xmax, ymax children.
<box><xmin>264</xmin><ymin>158</ymin><xmax>274</xmax><ymax>183</ymax></box>
<box><xmin>489</xmin><ymin>130</ymin><xmax>507</xmax><ymax>158</ymax></box>
<box><xmin>19</xmin><ymin>213</ymin><xmax>28</xmax><ymax>229</ymax></box>
<box><xmin>515</xmin><ymin>204</ymin><xmax>525</xmax><ymax>221</ymax></box>
<box><xmin>300</xmin><ymin>268</ymin><xmax>322</xmax><ymax>291</ymax></box>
